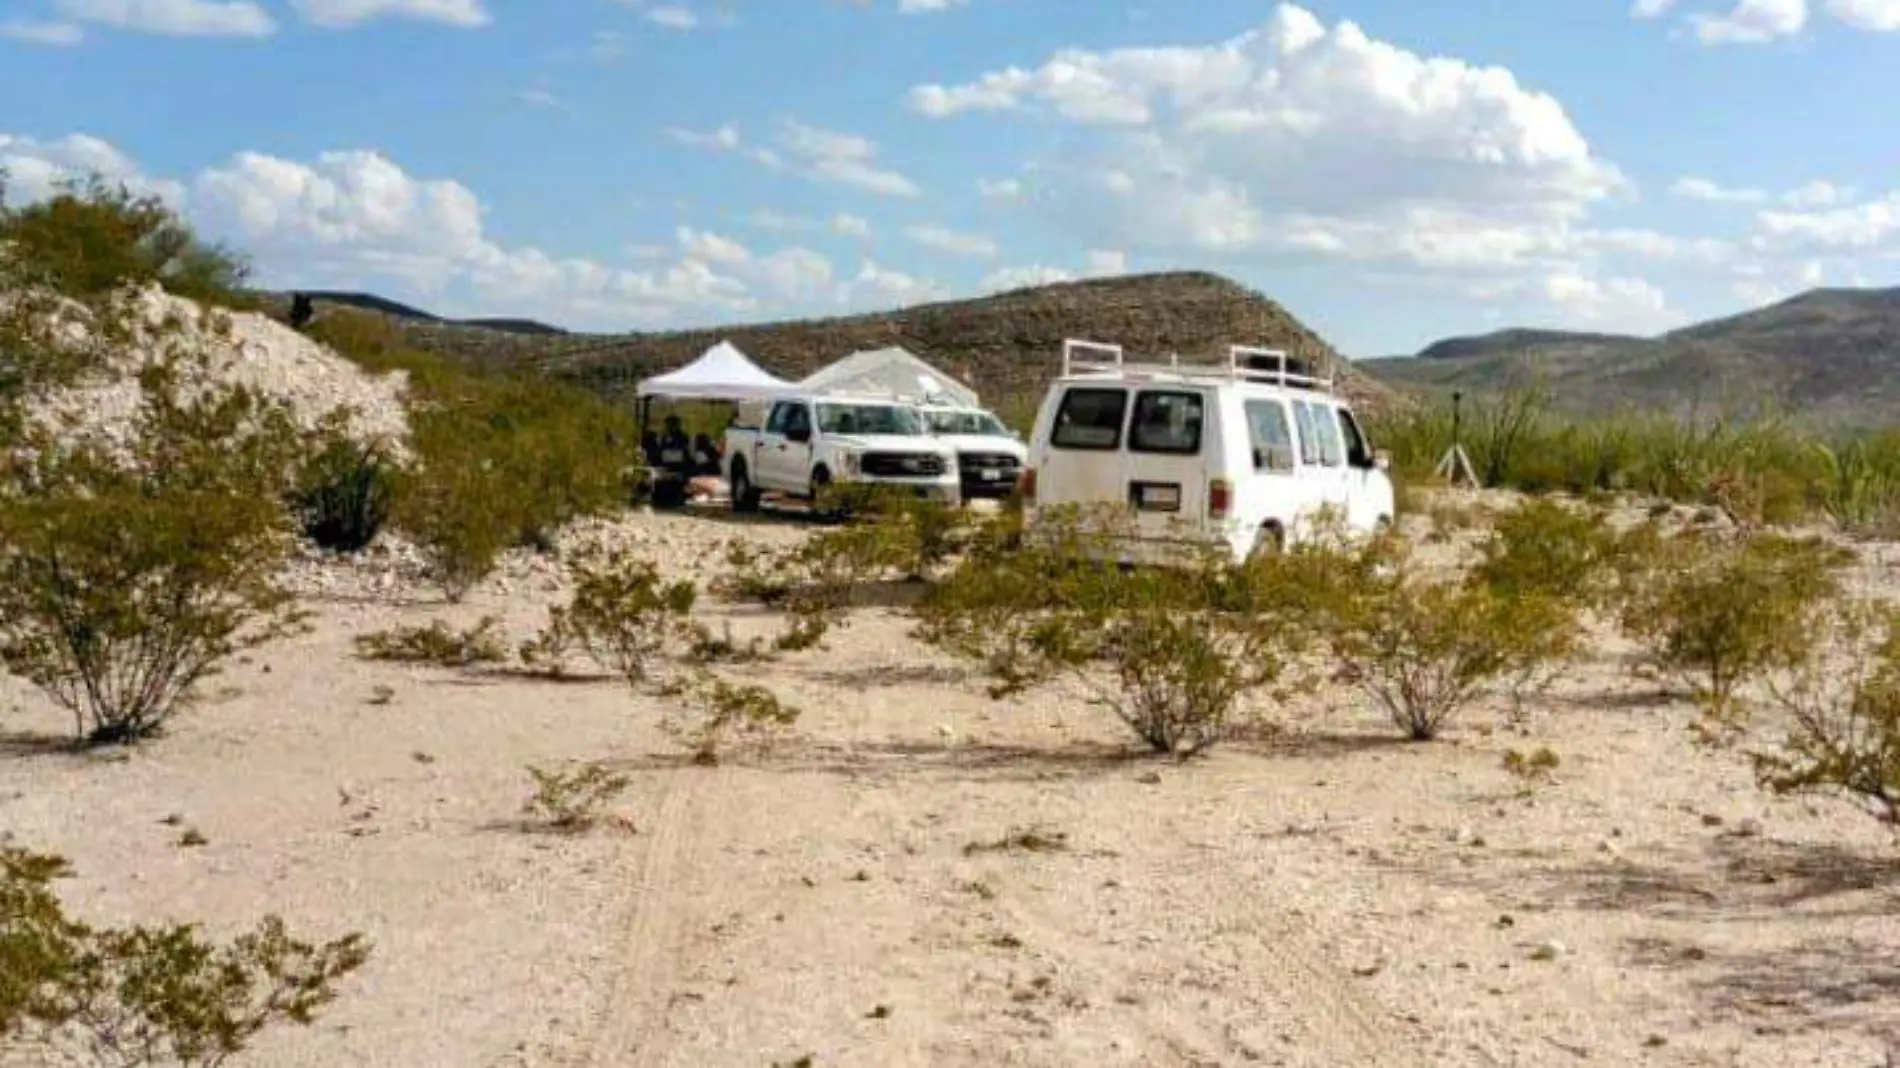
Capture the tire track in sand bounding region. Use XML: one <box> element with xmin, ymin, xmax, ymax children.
<box><xmin>566</xmin><ymin>773</ymin><xmax>708</xmax><ymax>1068</ymax></box>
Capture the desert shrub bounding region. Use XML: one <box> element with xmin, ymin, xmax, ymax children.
<box><xmin>1327</xmin><ymin>542</ymin><xmax>1565</xmax><ymax>741</ymax></box>
<box><xmin>682</xmin><ymin>620</ymin><xmax>769</xmax><ymax>665</ymax></box>
<box><xmin>0</xmin><ymin>367</ymin><xmax>306</xmax><ymax>745</ymax></box>
<box><xmin>1467</xmin><ymin>497</ymin><xmax>1620</xmax><ymax>714</ymax></box>
<box><xmin>390</xmin><ymin>370</ymin><xmax>641</xmax><ymax>599</ymax></box>
<box><xmin>815</xmin><ymin>483</ymin><xmax>968</xmax><ymax>580</ymax></box>
<box><xmin>1613</xmin><ymin>524</ymin><xmax>1850</xmax><ymax>719</ymax></box>
<box><xmin>916</xmin><ymin>510</ymin><xmax>1318</xmax><ymax>757</ymax></box>
<box><xmin>521</xmin><ymin>762</ymin><xmax>632</xmax><ymax>832</ymax></box>
<box><xmin>517</xmin><ymin>547</ymin><xmax>696</xmax><ymax>682</ymax></box>
<box><xmin>1</xmin><ymin>846</ymin><xmax>368</xmax><ymax>1065</ymax></box>
<box><xmin>660</xmin><ymin>671</ymin><xmax>801</xmax><ymax>765</ymax></box>
<box><xmin>0</xmin><ymin>172</ymin><xmax>251</xmax><ymax>308</ymax></box>
<box><xmin>289</xmin><ymin>410</ymin><xmax>398</xmax><ymax>553</ymax></box>
<box><xmin>1749</xmin><ymin>600</ymin><xmax>1900</xmax><ymax>824</ymax></box>
<box><xmin>717</xmin><ymin>523</ymin><xmax>910</xmax><ymax>652</ymax></box>
<box><xmin>1502</xmin><ymin>746</ymin><xmax>1561</xmax><ymax>782</ymax></box>
<box><xmin>354</xmin><ymin>617</ymin><xmax>508</xmax><ymax>667</ymax></box>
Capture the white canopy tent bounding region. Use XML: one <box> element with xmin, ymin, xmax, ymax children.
<box><xmin>798</xmin><ymin>345</ymin><xmax>980</xmax><ymax>409</ymax></box>
<box><xmin>636</xmin><ymin>340</ymin><xmax>793</xmax><ymax>400</ymax></box>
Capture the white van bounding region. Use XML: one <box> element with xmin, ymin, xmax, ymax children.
<box><xmin>1020</xmin><ymin>339</ymin><xmax>1395</xmax><ymax>564</ymax></box>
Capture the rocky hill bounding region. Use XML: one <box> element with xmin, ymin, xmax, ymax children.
<box><xmin>1360</xmin><ymin>286</ymin><xmax>1900</xmax><ymax>428</ymax></box>
<box><xmin>257</xmin><ymin>272</ymin><xmax>1396</xmax><ymax>415</ymax></box>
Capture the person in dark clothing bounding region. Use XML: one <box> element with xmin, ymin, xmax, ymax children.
<box><xmin>691</xmin><ymin>433</ymin><xmax>720</xmax><ymax>477</ymax></box>
<box><xmin>657</xmin><ymin>415</ymin><xmax>691</xmax><ymax>475</ymax></box>
<box><xmin>288</xmin><ymin>293</ymin><xmax>314</xmax><ymax>331</ymax></box>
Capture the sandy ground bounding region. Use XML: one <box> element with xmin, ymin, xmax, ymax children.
<box><xmin>4</xmin><ymin>495</ymin><xmax>1899</xmax><ymax>1068</ymax></box>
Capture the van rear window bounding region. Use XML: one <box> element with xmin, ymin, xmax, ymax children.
<box><xmin>1129</xmin><ymin>391</ymin><xmax>1203</xmax><ymax>455</ymax></box>
<box><xmin>1050</xmin><ymin>387</ymin><xmax>1127</xmax><ymax>450</ymax></box>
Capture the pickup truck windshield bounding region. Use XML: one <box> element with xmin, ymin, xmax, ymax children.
<box><xmin>815</xmin><ymin>403</ymin><xmax>924</xmax><ymax>436</ymax></box>
<box><xmin>924</xmin><ymin>409</ymin><xmax>1007</xmax><ymax>436</ymax></box>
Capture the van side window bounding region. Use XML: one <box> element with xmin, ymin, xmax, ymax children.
<box><xmin>1311</xmin><ymin>404</ymin><xmax>1345</xmax><ymax>467</ymax></box>
<box><xmin>1291</xmin><ymin>400</ymin><xmax>1322</xmax><ymax>466</ymax></box>
<box><xmin>1244</xmin><ymin>399</ymin><xmax>1295</xmax><ymax>472</ymax></box>
<box><xmin>1050</xmin><ymin>387</ymin><xmax>1127</xmax><ymax>450</ymax></box>
<box><xmin>1336</xmin><ymin>406</ymin><xmax>1373</xmax><ymax>468</ymax></box>
<box><xmin>1129</xmin><ymin>391</ymin><xmax>1203</xmax><ymax>455</ymax></box>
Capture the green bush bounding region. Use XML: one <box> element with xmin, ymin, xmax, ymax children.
<box><xmin>1613</xmin><ymin>524</ymin><xmax>1851</xmax><ymax>719</ymax></box>
<box><xmin>354</xmin><ymin>617</ymin><xmax>508</xmax><ymax>667</ymax></box>
<box><xmin>289</xmin><ymin>410</ymin><xmax>398</xmax><ymax>553</ymax></box>
<box><xmin>518</xmin><ymin>547</ymin><xmax>697</xmax><ymax>682</ymax></box>
<box><xmin>660</xmin><ymin>671</ymin><xmax>801</xmax><ymax>765</ymax></box>
<box><xmin>1</xmin><ymin>846</ymin><xmax>369</xmax><ymax>1065</ymax></box>
<box><xmin>916</xmin><ymin>511</ymin><xmax>1317</xmax><ymax>757</ymax></box>
<box><xmin>0</xmin><ymin>363</ymin><xmax>307</xmax><ymax>745</ymax></box>
<box><xmin>1751</xmin><ymin>599</ymin><xmax>1900</xmax><ymax>823</ymax></box>
<box><xmin>0</xmin><ymin>171</ymin><xmax>251</xmax><ymax>308</ymax></box>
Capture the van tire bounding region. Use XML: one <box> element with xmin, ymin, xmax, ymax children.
<box><xmin>729</xmin><ymin>461</ymin><xmax>761</xmax><ymax>513</ymax></box>
<box><xmin>1249</xmin><ymin>523</ymin><xmax>1286</xmax><ymax>560</ymax></box>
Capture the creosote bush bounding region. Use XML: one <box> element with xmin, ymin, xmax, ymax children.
<box><xmin>659</xmin><ymin>670</ymin><xmax>802</xmax><ymax>766</ymax></box>
<box><xmin>1748</xmin><ymin>599</ymin><xmax>1900</xmax><ymax>824</ymax></box>
<box><xmin>518</xmin><ymin>546</ymin><xmax>697</xmax><ymax>682</ymax></box>
<box><xmin>1325</xmin><ymin>537</ymin><xmax>1569</xmax><ymax>741</ymax></box>
<box><xmin>1</xmin><ymin>846</ymin><xmax>369</xmax><ymax>1066</ymax></box>
<box><xmin>354</xmin><ymin>617</ymin><xmax>508</xmax><ymax>667</ymax></box>
<box><xmin>0</xmin><ymin>361</ymin><xmax>308</xmax><ymax>745</ymax></box>
<box><xmin>521</xmin><ymin>762</ymin><xmax>632</xmax><ymax>833</ymax></box>
<box><xmin>916</xmin><ymin>507</ymin><xmax>1321</xmax><ymax>757</ymax></box>
<box><xmin>1467</xmin><ymin>497</ymin><xmax>1619</xmax><ymax>713</ymax></box>
<box><xmin>0</xmin><ymin>172</ymin><xmax>252</xmax><ymax>308</ymax></box>
<box><xmin>1613</xmin><ymin>523</ymin><xmax>1851</xmax><ymax>720</ymax></box>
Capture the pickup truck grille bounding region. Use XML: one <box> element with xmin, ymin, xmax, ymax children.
<box><xmin>956</xmin><ymin>452</ymin><xmax>1020</xmax><ymax>473</ymax></box>
<box><xmin>860</xmin><ymin>452</ymin><xmax>945</xmax><ymax>477</ymax></box>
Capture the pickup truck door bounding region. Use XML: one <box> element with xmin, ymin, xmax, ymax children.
<box><xmin>764</xmin><ymin>402</ymin><xmax>813</xmax><ymax>489</ymax></box>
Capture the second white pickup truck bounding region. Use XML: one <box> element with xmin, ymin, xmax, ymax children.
<box><xmin>724</xmin><ymin>393</ymin><xmax>962</xmax><ymax>511</ymax></box>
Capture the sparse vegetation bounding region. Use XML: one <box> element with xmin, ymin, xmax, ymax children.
<box><xmin>290</xmin><ymin>411</ymin><xmax>398</xmax><ymax>554</ymax></box>
<box><xmin>0</xmin><ymin>846</ymin><xmax>368</xmax><ymax>1065</ymax></box>
<box><xmin>1613</xmin><ymin>523</ymin><xmax>1850</xmax><ymax>720</ymax></box>
<box><xmin>660</xmin><ymin>671</ymin><xmax>802</xmax><ymax>765</ymax></box>
<box><xmin>354</xmin><ymin>617</ymin><xmax>508</xmax><ymax>667</ymax></box>
<box><xmin>518</xmin><ymin>547</ymin><xmax>697</xmax><ymax>682</ymax></box>
<box><xmin>520</xmin><ymin>762</ymin><xmax>633</xmax><ymax>833</ymax></box>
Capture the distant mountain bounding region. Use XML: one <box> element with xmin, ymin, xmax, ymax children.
<box><xmin>1361</xmin><ymin>287</ymin><xmax>1900</xmax><ymax>428</ymax></box>
<box><xmin>256</xmin><ymin>272</ymin><xmax>1399</xmax><ymax>416</ymax></box>
<box><xmin>271</xmin><ymin>289</ymin><xmax>567</xmax><ymax>337</ymax></box>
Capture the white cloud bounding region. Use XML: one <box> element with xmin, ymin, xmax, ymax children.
<box><xmin>976</xmin><ymin>177</ymin><xmax>1023</xmax><ymax>201</ymax></box>
<box><xmin>668</xmin><ymin>119</ymin><xmax>921</xmax><ymax>199</ymax></box>
<box><xmin>1783</xmin><ymin>179</ymin><xmax>1852</xmax><ymax>207</ymax></box>
<box><xmin>831</xmin><ymin>213</ymin><xmax>873</xmax><ymax>238</ymax></box>
<box><xmin>0</xmin><ymin>130</ymin><xmax>956</xmax><ymax>329</ymax></box>
<box><xmin>1753</xmin><ymin>193</ymin><xmax>1900</xmax><ymax>252</ymax></box>
<box><xmin>981</xmin><ymin>265</ymin><xmax>1073</xmax><ymax>291</ymax></box>
<box><xmin>898</xmin><ymin>0</ymin><xmax>967</xmax><ymax>11</ymax></box>
<box><xmin>644</xmin><ymin>4</ymin><xmax>696</xmax><ymax>29</ymax></box>
<box><xmin>517</xmin><ymin>88</ymin><xmax>561</xmax><ymax>110</ymax></box>
<box><xmin>1632</xmin><ymin>0</ymin><xmax>1682</xmax><ymax>16</ymax></box>
<box><xmin>1539</xmin><ymin>271</ymin><xmax>1681</xmax><ymax>329</ymax></box>
<box><xmin>289</xmin><ymin>0</ymin><xmax>488</xmax><ymax>27</ymax></box>
<box><xmin>1671</xmin><ymin>176</ymin><xmax>1767</xmax><ymax>203</ymax></box>
<box><xmin>904</xmin><ymin>224</ymin><xmax>997</xmax><ymax>258</ymax></box>
<box><xmin>1687</xmin><ymin>0</ymin><xmax>1808</xmax><ymax>42</ymax></box>
<box><xmin>0</xmin><ymin>18</ymin><xmax>85</xmax><ymax>43</ymax></box>
<box><xmin>50</xmin><ymin>0</ymin><xmax>275</xmax><ymax>37</ymax></box>
<box><xmin>1826</xmin><ymin>0</ymin><xmax>1900</xmax><ymax>29</ymax></box>
<box><xmin>908</xmin><ymin>4</ymin><xmax>1625</xmax><ymax>273</ymax></box>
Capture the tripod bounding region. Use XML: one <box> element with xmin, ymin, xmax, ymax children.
<box><xmin>1433</xmin><ymin>390</ymin><xmax>1479</xmax><ymax>488</ymax></box>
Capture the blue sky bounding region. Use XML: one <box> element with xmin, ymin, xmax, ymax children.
<box><xmin>3</xmin><ymin>0</ymin><xmax>1896</xmax><ymax>356</ymax></box>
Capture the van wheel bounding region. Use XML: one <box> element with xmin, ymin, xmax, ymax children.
<box><xmin>729</xmin><ymin>462</ymin><xmax>760</xmax><ymax>513</ymax></box>
<box><xmin>1248</xmin><ymin>524</ymin><xmax>1285</xmax><ymax>560</ymax></box>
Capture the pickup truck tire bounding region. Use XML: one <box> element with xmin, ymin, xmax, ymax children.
<box><xmin>808</xmin><ymin>465</ymin><xmax>840</xmax><ymax>520</ymax></box>
<box><xmin>729</xmin><ymin>460</ymin><xmax>761</xmax><ymax>513</ymax></box>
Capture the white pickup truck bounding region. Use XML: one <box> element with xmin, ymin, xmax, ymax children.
<box><xmin>915</xmin><ymin>403</ymin><xmax>1030</xmax><ymax>501</ymax></box>
<box><xmin>724</xmin><ymin>393</ymin><xmax>962</xmax><ymax>512</ymax></box>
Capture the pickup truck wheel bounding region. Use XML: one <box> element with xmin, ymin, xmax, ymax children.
<box><xmin>729</xmin><ymin>462</ymin><xmax>761</xmax><ymax>513</ymax></box>
<box><xmin>809</xmin><ymin>466</ymin><xmax>840</xmax><ymax>521</ymax></box>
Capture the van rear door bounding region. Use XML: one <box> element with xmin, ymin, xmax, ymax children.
<box><xmin>1031</xmin><ymin>384</ymin><xmax>1129</xmax><ymax>516</ymax></box>
<box><xmin>1121</xmin><ymin>386</ymin><xmax>1211</xmax><ymax>542</ymax></box>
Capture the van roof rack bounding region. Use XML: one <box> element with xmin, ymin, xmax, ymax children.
<box><xmin>1059</xmin><ymin>338</ymin><xmax>1335</xmax><ymax>394</ymax></box>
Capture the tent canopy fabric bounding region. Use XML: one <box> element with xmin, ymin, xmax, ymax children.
<box><xmin>798</xmin><ymin>345</ymin><xmax>980</xmax><ymax>408</ymax></box>
<box><xmin>636</xmin><ymin>340</ymin><xmax>793</xmax><ymax>400</ymax></box>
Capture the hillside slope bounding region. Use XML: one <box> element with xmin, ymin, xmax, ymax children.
<box><xmin>260</xmin><ymin>272</ymin><xmax>1396</xmax><ymax>415</ymax></box>
<box><xmin>1362</xmin><ymin>286</ymin><xmax>1900</xmax><ymax>427</ymax></box>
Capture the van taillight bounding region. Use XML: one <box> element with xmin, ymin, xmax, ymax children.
<box><xmin>1018</xmin><ymin>467</ymin><xmax>1037</xmax><ymax>503</ymax></box>
<box><xmin>1208</xmin><ymin>478</ymin><xmax>1232</xmax><ymax>520</ymax></box>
